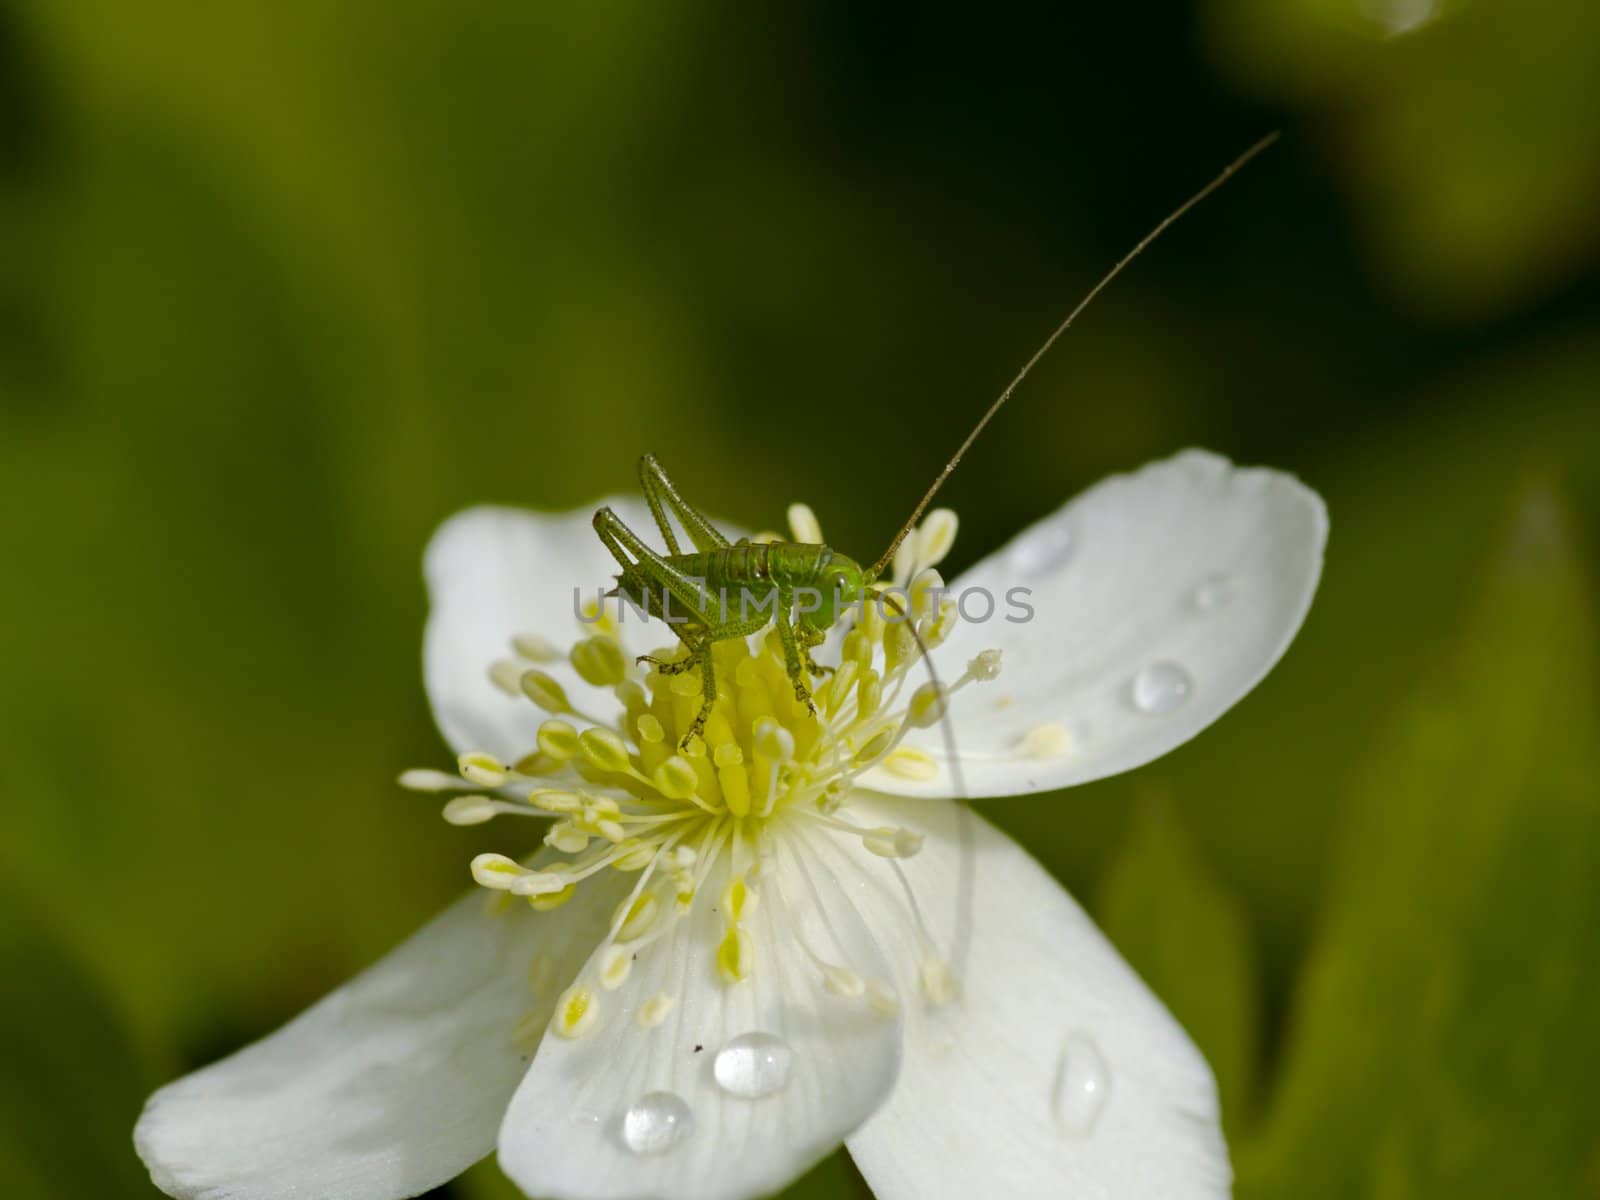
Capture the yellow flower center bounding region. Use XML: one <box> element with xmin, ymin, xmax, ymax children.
<box><xmin>403</xmin><ymin>506</ymin><xmax>1001</xmax><ymax>1038</ymax></box>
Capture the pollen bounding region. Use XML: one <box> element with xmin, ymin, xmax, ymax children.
<box><xmin>553</xmin><ymin>985</ymin><xmax>597</xmax><ymax>1038</ymax></box>
<box><xmin>1022</xmin><ymin>721</ymin><xmax>1073</xmax><ymax>759</ymax></box>
<box><xmin>458</xmin><ymin>752</ymin><xmax>509</xmax><ymax>788</ymax></box>
<box><xmin>716</xmin><ymin>926</ymin><xmax>754</xmax><ymax>984</ymax></box>
<box><xmin>637</xmin><ymin>993</ymin><xmax>675</xmax><ymax>1029</ymax></box>
<box><xmin>599</xmin><ymin>946</ymin><xmax>632</xmax><ymax>990</ymax></box>
<box><xmin>407</xmin><ymin>505</ymin><xmax>1000</xmax><ymax>1042</ymax></box>
<box><xmin>882</xmin><ymin>746</ymin><xmax>939</xmax><ymax>782</ymax></box>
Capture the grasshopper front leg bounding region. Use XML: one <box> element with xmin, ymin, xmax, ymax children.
<box><xmin>771</xmin><ymin>587</ymin><xmax>817</xmax><ymax>716</ymax></box>
<box><xmin>796</xmin><ymin>623</ymin><xmax>835</xmax><ymax>682</ymax></box>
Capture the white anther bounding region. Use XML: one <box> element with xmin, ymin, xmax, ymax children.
<box><xmin>638</xmin><ymin>993</ymin><xmax>675</xmax><ymax>1029</ymax></box>
<box><xmin>866</xmin><ymin>978</ymin><xmax>901</xmax><ymax>1018</ymax></box>
<box><xmin>513</xmin><ymin>632</ymin><xmax>560</xmax><ymax>662</ymax></box>
<box><xmin>787</xmin><ymin>502</ymin><xmax>823</xmax><ymax>544</ymax></box>
<box><xmin>968</xmin><ymin>648</ymin><xmax>1003</xmax><ymax>682</ymax></box>
<box><xmin>458</xmin><ymin>751</ymin><xmax>509</xmax><ymax>787</ymax></box>
<box><xmin>470</xmin><ymin>853</ymin><xmax>527</xmax><ymax>890</ymax></box>
<box><xmin>1021</xmin><ymin>721</ymin><xmax>1073</xmax><ymax>759</ymax></box>
<box><xmin>442</xmin><ymin>795</ymin><xmax>498</xmax><ymax>826</ymax></box>
<box><xmin>882</xmin><ymin>620</ymin><xmax>918</xmax><ymax>674</ymax></box>
<box><xmin>909</xmin><ymin>568</ymin><xmax>946</xmax><ymax>617</ymax></box>
<box><xmin>544</xmin><ymin>823</ymin><xmax>589</xmax><ymax>853</ymax></box>
<box><xmin>553</xmin><ymin>985</ymin><xmax>597</xmax><ymax>1039</ymax></box>
<box><xmin>915</xmin><ymin>509</ymin><xmax>959</xmax><ymax>569</ymax></box>
<box><xmin>920</xmin><ymin>957</ymin><xmax>958</xmax><ymax>1007</ymax></box>
<box><xmin>510</xmin><ymin>870</ymin><xmax>572</xmax><ymax>897</ymax></box>
<box><xmin>752</xmin><ymin>717</ymin><xmax>796</xmax><ymax>762</ymax></box>
<box><xmin>882</xmin><ymin>747</ymin><xmax>939</xmax><ymax>782</ymax></box>
<box><xmin>907</xmin><ymin>682</ymin><xmax>949</xmax><ymax>729</ymax></box>
<box><xmin>537</xmin><ymin>719</ymin><xmax>581</xmax><ymax>762</ymax></box>
<box><xmin>599</xmin><ymin>945</ymin><xmax>633</xmax><ymax>990</ymax></box>
<box><xmin>857</xmin><ymin>668</ymin><xmax>884</xmax><ymax>718</ymax></box>
<box><xmin>924</xmin><ymin>597</ymin><xmax>959</xmax><ymax>647</ymax></box>
<box><xmin>891</xmin><ymin>536</ymin><xmax>918</xmax><ymax>585</ymax></box>
<box><xmin>614</xmin><ymin>894</ymin><xmax>660</xmax><ymax>942</ymax></box>
<box><xmin>853</xmin><ymin>728</ymin><xmax>895</xmax><ymax>767</ymax></box>
<box><xmin>399</xmin><ymin>768</ymin><xmax>466</xmax><ymax>792</ymax></box>
<box><xmin>863</xmin><ymin>826</ymin><xmax>925</xmax><ymax>859</ymax></box>
<box><xmin>721</xmin><ymin>874</ymin><xmax>755</xmax><ymax>922</ymax></box>
<box><xmin>488</xmin><ymin>659</ymin><xmax>526</xmax><ymax>696</ymax></box>
<box><xmin>822</xmin><ymin>964</ymin><xmax>865</xmax><ymax>998</ymax></box>
<box><xmin>653</xmin><ymin>755</ymin><xmax>700</xmax><ymax>801</ymax></box>
<box><xmin>520</xmin><ymin>670</ymin><xmax>572</xmax><ymax>714</ymax></box>
<box><xmin>529</xmin><ymin>789</ymin><xmax>583</xmax><ymax>815</ymax></box>
<box><xmin>717</xmin><ymin>926</ymin><xmax>754</xmax><ymax>984</ymax></box>
<box><xmin>612</xmin><ymin>842</ymin><xmax>658</xmax><ymax>871</ymax></box>
<box><xmin>571</xmin><ymin>635</ymin><xmax>627</xmax><ymax>687</ymax></box>
<box><xmin>578</xmin><ymin>728</ymin><xmax>633</xmax><ymax>774</ymax></box>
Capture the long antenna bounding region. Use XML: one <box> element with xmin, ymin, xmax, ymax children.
<box><xmin>867</xmin><ymin>131</ymin><xmax>1281</xmax><ymax>581</ymax></box>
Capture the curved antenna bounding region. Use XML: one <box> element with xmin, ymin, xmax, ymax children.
<box><xmin>864</xmin><ymin>585</ymin><xmax>966</xmax><ymax>799</ymax></box>
<box><xmin>865</xmin><ymin>583</ymin><xmax>975</xmax><ymax>982</ymax></box>
<box><xmin>868</xmin><ymin>131</ymin><xmax>1280</xmax><ymax>581</ymax></box>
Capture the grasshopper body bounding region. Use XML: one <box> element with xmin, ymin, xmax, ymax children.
<box><xmin>594</xmin><ymin>454</ymin><xmax>870</xmax><ymax>749</ymax></box>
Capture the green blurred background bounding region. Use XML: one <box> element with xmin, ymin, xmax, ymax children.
<box><xmin>3</xmin><ymin>1</ymin><xmax>1598</xmax><ymax>1197</ymax></box>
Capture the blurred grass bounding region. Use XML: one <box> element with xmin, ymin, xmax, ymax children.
<box><xmin>1</xmin><ymin>1</ymin><xmax>1598</xmax><ymax>1198</ymax></box>
<box><xmin>1240</xmin><ymin>486</ymin><xmax>1600</xmax><ymax>1197</ymax></box>
<box><xmin>1099</xmin><ymin>795</ymin><xmax>1261</xmax><ymax>1132</ymax></box>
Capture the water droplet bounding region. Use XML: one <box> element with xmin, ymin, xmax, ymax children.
<box><xmin>1131</xmin><ymin>662</ymin><xmax>1192</xmax><ymax>714</ymax></box>
<box><xmin>1053</xmin><ymin>1033</ymin><xmax>1110</xmax><ymax>1137</ymax></box>
<box><xmin>1008</xmin><ymin>521</ymin><xmax>1073</xmax><ymax>575</ymax></box>
<box><xmin>621</xmin><ymin>1091</ymin><xmax>694</xmax><ymax>1155</ymax></box>
<box><xmin>1190</xmin><ymin>574</ymin><xmax>1233</xmax><ymax>612</ymax></box>
<box><xmin>713</xmin><ymin>1032</ymin><xmax>794</xmax><ymax>1098</ymax></box>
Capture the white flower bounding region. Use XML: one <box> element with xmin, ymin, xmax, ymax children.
<box><xmin>134</xmin><ymin>449</ymin><xmax>1326</xmax><ymax>1200</ymax></box>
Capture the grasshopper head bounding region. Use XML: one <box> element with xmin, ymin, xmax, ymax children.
<box><xmin>801</xmin><ymin>552</ymin><xmax>867</xmax><ymax>632</ymax></box>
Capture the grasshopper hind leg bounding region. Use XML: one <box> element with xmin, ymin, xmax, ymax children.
<box><xmin>797</xmin><ymin>624</ymin><xmax>835</xmax><ymax>682</ymax></box>
<box><xmin>646</xmin><ymin>637</ymin><xmax>718</xmax><ymax>752</ymax></box>
<box><xmin>637</xmin><ymin>648</ymin><xmax>700</xmax><ymax>677</ymax></box>
<box><xmin>686</xmin><ymin>648</ymin><xmax>718</xmax><ymax>750</ymax></box>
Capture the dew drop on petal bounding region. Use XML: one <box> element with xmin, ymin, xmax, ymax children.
<box><xmin>1053</xmin><ymin>1032</ymin><xmax>1111</xmax><ymax>1138</ymax></box>
<box><xmin>1130</xmin><ymin>661</ymin><xmax>1192</xmax><ymax>714</ymax></box>
<box><xmin>713</xmin><ymin>1032</ymin><xmax>795</xmax><ymax>1098</ymax></box>
<box><xmin>1008</xmin><ymin>521</ymin><xmax>1073</xmax><ymax>575</ymax></box>
<box><xmin>621</xmin><ymin>1091</ymin><xmax>694</xmax><ymax>1155</ymax></box>
<box><xmin>1190</xmin><ymin>574</ymin><xmax>1233</xmax><ymax>612</ymax></box>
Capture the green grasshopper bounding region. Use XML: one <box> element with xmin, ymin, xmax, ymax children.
<box><xmin>593</xmin><ymin>134</ymin><xmax>1278</xmax><ymax>750</ymax></box>
<box><xmin>594</xmin><ymin>453</ymin><xmax>871</xmax><ymax>740</ymax></box>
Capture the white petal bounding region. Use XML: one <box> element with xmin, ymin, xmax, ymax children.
<box><xmin>866</xmin><ymin>449</ymin><xmax>1327</xmax><ymax>797</ymax></box>
<box><xmin>498</xmin><ymin>837</ymin><xmax>903</xmax><ymax>1200</ymax></box>
<box><xmin>135</xmin><ymin>880</ymin><xmax>622</xmax><ymax>1200</ymax></box>
<box><xmin>425</xmin><ymin>501</ymin><xmax>643</xmax><ymax>761</ymax></box>
<box><xmin>839</xmin><ymin>794</ymin><xmax>1230</xmax><ymax>1199</ymax></box>
<box><xmin>423</xmin><ymin>500</ymin><xmax>708</xmax><ymax>761</ymax></box>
